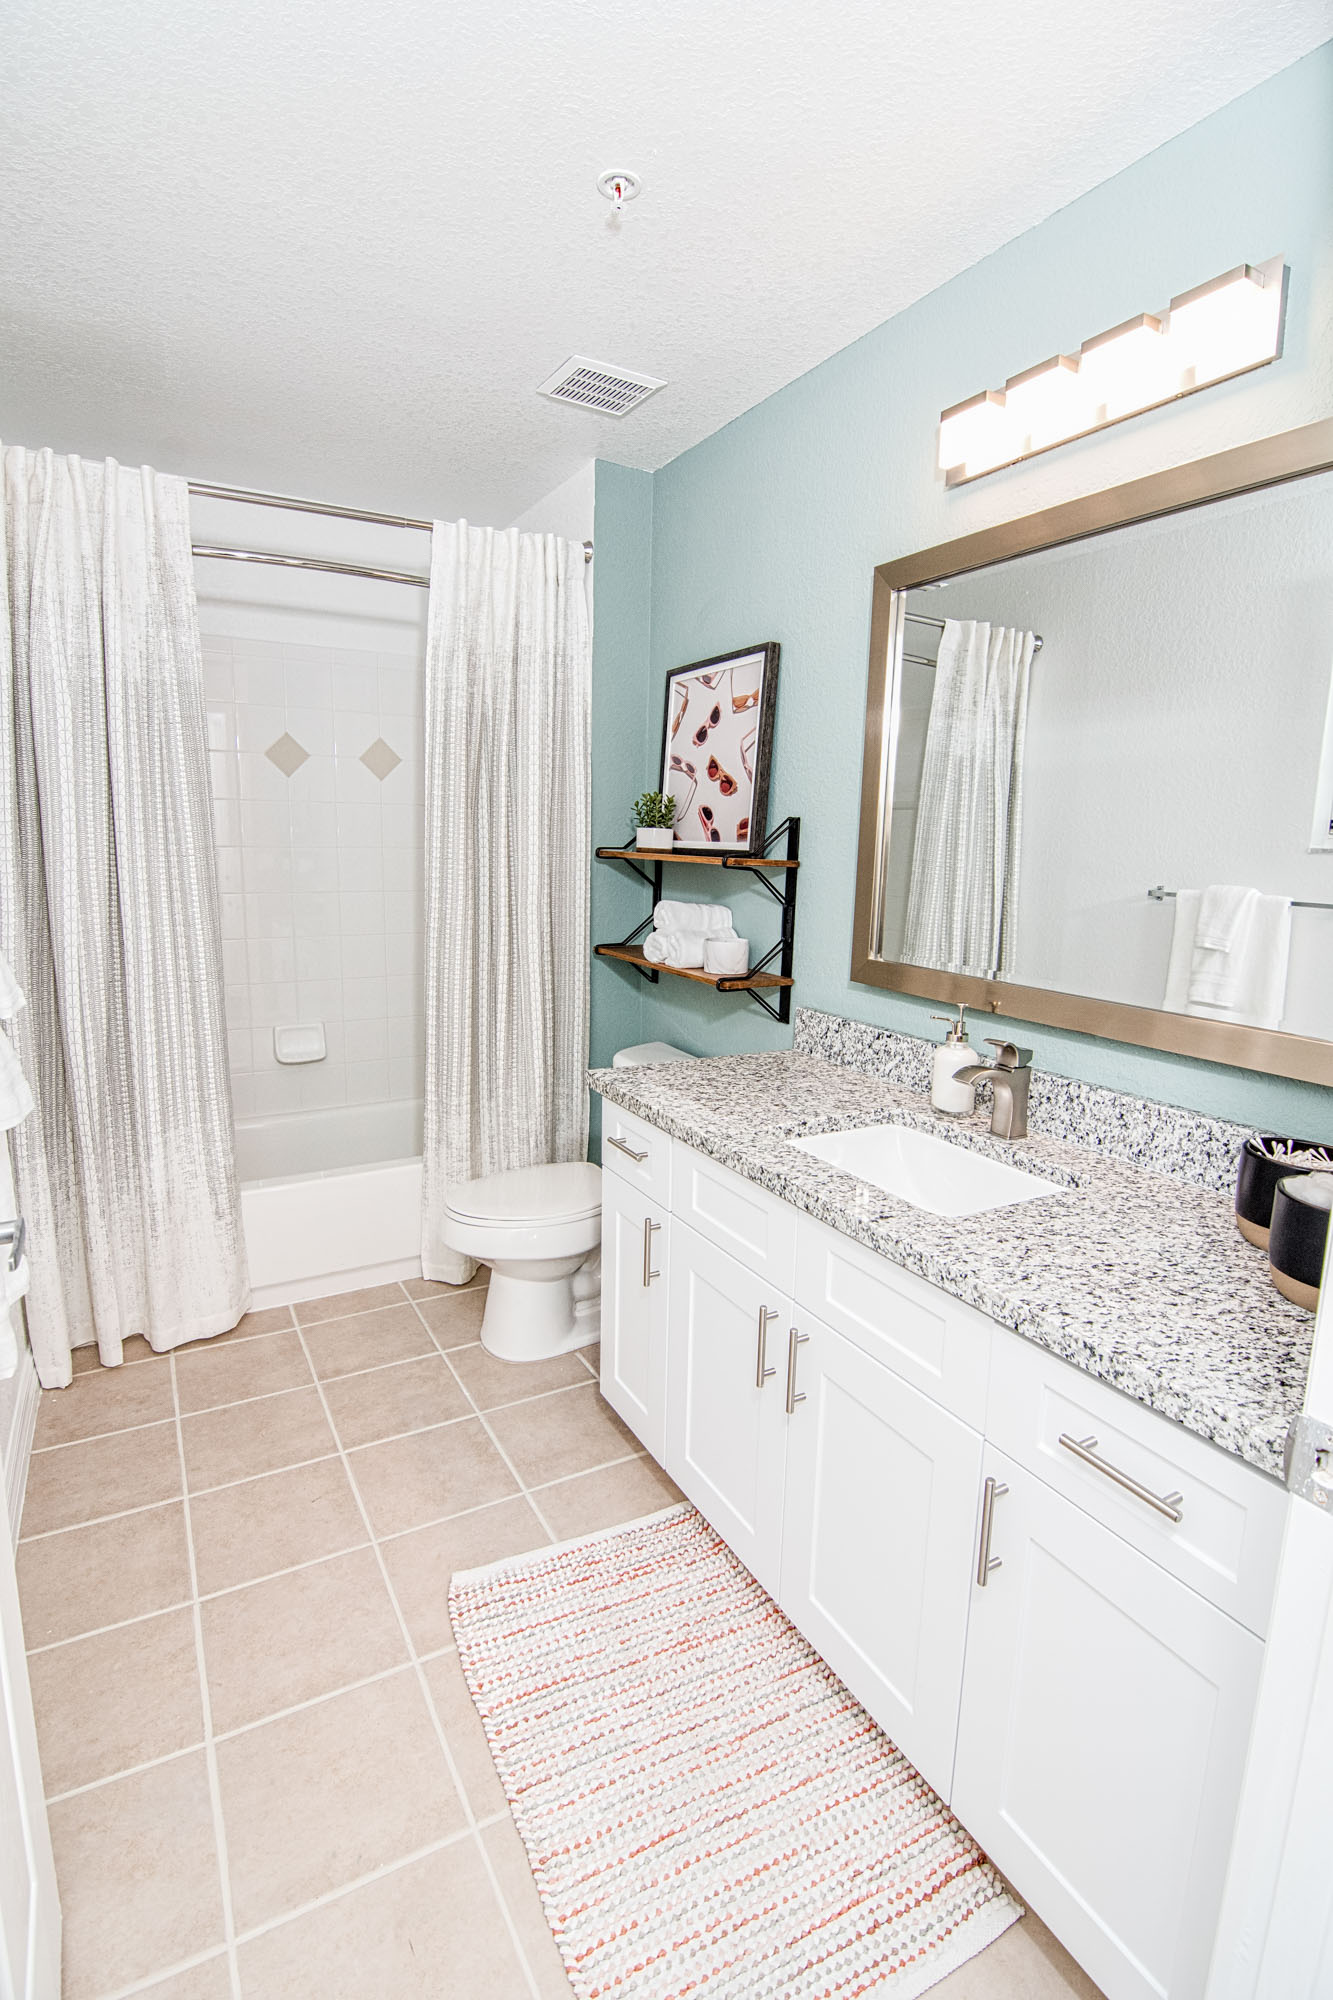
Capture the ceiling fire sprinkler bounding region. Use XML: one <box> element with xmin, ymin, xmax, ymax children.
<box><xmin>597</xmin><ymin>170</ymin><xmax>642</xmax><ymax>216</ymax></box>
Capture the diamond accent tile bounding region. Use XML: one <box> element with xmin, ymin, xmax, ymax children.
<box><xmin>360</xmin><ymin>738</ymin><xmax>402</xmax><ymax>782</ymax></box>
<box><xmin>266</xmin><ymin>733</ymin><xmax>310</xmax><ymax>777</ymax></box>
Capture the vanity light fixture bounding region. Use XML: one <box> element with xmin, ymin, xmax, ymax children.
<box><xmin>938</xmin><ymin>255</ymin><xmax>1286</xmax><ymax>485</ymax></box>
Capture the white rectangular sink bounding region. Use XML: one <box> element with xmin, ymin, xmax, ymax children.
<box><xmin>790</xmin><ymin>1123</ymin><xmax>1063</xmax><ymax>1218</ymax></box>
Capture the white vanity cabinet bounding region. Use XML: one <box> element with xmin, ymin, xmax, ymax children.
<box><xmin>952</xmin><ymin>1444</ymin><xmax>1265</xmax><ymax>2000</ymax></box>
<box><xmin>778</xmin><ymin>1311</ymin><xmax>984</xmax><ymax>1794</ymax></box>
<box><xmin>599</xmin><ymin>1170</ymin><xmax>670</xmax><ymax>1461</ymax></box>
<box><xmin>664</xmin><ymin>1220</ymin><xmax>790</xmax><ymax>1596</ymax></box>
<box><xmin>597</xmin><ymin>1119</ymin><xmax>1286</xmax><ymax>2000</ymax></box>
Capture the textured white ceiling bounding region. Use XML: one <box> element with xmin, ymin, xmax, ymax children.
<box><xmin>1</xmin><ymin>0</ymin><xmax>1326</xmax><ymax>523</ymax></box>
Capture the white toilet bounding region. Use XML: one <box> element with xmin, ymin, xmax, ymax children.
<box><xmin>442</xmin><ymin>1041</ymin><xmax>694</xmax><ymax>1364</ymax></box>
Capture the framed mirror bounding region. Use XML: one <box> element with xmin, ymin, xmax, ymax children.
<box><xmin>852</xmin><ymin>419</ymin><xmax>1333</xmax><ymax>1085</ymax></box>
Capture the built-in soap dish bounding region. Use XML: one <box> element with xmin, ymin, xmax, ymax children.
<box><xmin>273</xmin><ymin>1023</ymin><xmax>326</xmax><ymax>1065</ymax></box>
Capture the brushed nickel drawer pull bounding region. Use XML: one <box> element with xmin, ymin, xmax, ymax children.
<box><xmin>976</xmin><ymin>1475</ymin><xmax>1008</xmax><ymax>1586</ymax></box>
<box><xmin>755</xmin><ymin>1306</ymin><xmax>778</xmax><ymax>1389</ymax></box>
<box><xmin>785</xmin><ymin>1326</ymin><xmax>809</xmax><ymax>1415</ymax></box>
<box><xmin>1058</xmin><ymin>1433</ymin><xmax>1184</xmax><ymax>1523</ymax></box>
<box><xmin>607</xmin><ymin>1135</ymin><xmax>649</xmax><ymax>1163</ymax></box>
<box><xmin>642</xmin><ymin>1216</ymin><xmax>661</xmax><ymax>1287</ymax></box>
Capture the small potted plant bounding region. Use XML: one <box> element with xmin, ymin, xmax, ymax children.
<box><xmin>632</xmin><ymin>790</ymin><xmax>676</xmax><ymax>851</ymax></box>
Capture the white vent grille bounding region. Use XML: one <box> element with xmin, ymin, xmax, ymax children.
<box><xmin>537</xmin><ymin>355</ymin><xmax>666</xmax><ymax>417</ymax></box>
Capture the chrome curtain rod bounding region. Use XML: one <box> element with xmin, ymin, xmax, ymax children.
<box><xmin>187</xmin><ymin>479</ymin><xmax>594</xmax><ymax>565</ymax></box>
<box><xmin>1148</xmin><ymin>885</ymin><xmax>1333</xmax><ymax>911</ymax></box>
<box><xmin>903</xmin><ymin>609</ymin><xmax>1043</xmax><ymax>669</ymax></box>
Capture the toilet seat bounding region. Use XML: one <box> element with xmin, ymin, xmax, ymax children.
<box><xmin>444</xmin><ymin>1161</ymin><xmax>602</xmax><ymax>1227</ymax></box>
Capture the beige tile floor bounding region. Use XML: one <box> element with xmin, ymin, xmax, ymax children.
<box><xmin>17</xmin><ymin>1272</ymin><xmax>1102</xmax><ymax>2000</ymax></box>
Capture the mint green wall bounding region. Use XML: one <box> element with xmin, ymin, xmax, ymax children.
<box><xmin>588</xmin><ymin>461</ymin><xmax>653</xmax><ymax>1148</ymax></box>
<box><xmin>596</xmin><ymin>42</ymin><xmax>1333</xmax><ymax>1138</ymax></box>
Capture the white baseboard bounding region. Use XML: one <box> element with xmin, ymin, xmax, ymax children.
<box><xmin>4</xmin><ymin>1347</ymin><xmax>39</xmax><ymax>1548</ymax></box>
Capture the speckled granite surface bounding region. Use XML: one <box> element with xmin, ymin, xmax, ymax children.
<box><xmin>591</xmin><ymin>1033</ymin><xmax>1314</xmax><ymax>1480</ymax></box>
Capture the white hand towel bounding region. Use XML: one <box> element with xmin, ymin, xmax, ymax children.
<box><xmin>652</xmin><ymin>900</ymin><xmax>733</xmax><ymax>934</ymax></box>
<box><xmin>0</xmin><ymin>948</ymin><xmax>25</xmax><ymax>1022</ymax></box>
<box><xmin>1163</xmin><ymin>888</ymin><xmax>1291</xmax><ymax>1029</ymax></box>
<box><xmin>645</xmin><ymin>926</ymin><xmax>739</xmax><ymax>969</ymax></box>
<box><xmin>1190</xmin><ymin>885</ymin><xmax>1261</xmax><ymax>1006</ymax></box>
<box><xmin>1194</xmin><ymin>884</ymin><xmax>1259</xmax><ymax>955</ymax></box>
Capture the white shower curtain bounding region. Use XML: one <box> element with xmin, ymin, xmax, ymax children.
<box><xmin>0</xmin><ymin>447</ymin><xmax>247</xmax><ymax>1384</ymax></box>
<box><xmin>901</xmin><ymin>618</ymin><xmax>1035</xmax><ymax>980</ymax></box>
<box><xmin>421</xmin><ymin>522</ymin><xmax>591</xmax><ymax>1284</ymax></box>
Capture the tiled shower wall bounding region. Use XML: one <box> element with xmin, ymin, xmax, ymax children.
<box><xmin>202</xmin><ymin>636</ymin><xmax>424</xmax><ymax>1120</ymax></box>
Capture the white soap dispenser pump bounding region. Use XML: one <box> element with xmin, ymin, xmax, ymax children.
<box><xmin>929</xmin><ymin>1005</ymin><xmax>979</xmax><ymax>1116</ymax></box>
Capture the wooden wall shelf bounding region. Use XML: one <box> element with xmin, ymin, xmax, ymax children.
<box><xmin>593</xmin><ymin>817</ymin><xmax>800</xmax><ymax>1023</ymax></box>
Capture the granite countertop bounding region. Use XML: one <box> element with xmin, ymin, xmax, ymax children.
<box><xmin>589</xmin><ymin>1049</ymin><xmax>1315</xmax><ymax>1480</ymax></box>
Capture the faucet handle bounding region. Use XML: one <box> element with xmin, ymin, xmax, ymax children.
<box><xmin>985</xmin><ymin>1039</ymin><xmax>1033</xmax><ymax>1069</ymax></box>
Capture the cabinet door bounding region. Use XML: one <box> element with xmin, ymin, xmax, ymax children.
<box><xmin>779</xmin><ymin>1313</ymin><xmax>983</xmax><ymax>1799</ymax></box>
<box><xmin>953</xmin><ymin>1446</ymin><xmax>1263</xmax><ymax>2000</ymax></box>
<box><xmin>599</xmin><ymin>1176</ymin><xmax>669</xmax><ymax>1462</ymax></box>
<box><xmin>665</xmin><ymin>1221</ymin><xmax>788</xmax><ymax>1596</ymax></box>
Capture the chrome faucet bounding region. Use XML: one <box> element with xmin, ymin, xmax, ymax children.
<box><xmin>955</xmin><ymin>1039</ymin><xmax>1034</xmax><ymax>1141</ymax></box>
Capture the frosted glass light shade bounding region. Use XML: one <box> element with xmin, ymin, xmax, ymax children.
<box><xmin>937</xmin><ymin>255</ymin><xmax>1285</xmax><ymax>485</ymax></box>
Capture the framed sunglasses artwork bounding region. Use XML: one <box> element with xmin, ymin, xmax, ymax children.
<box><xmin>658</xmin><ymin>643</ymin><xmax>780</xmax><ymax>854</ymax></box>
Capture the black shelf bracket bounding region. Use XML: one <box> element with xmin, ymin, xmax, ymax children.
<box><xmin>596</xmin><ymin>817</ymin><xmax>800</xmax><ymax>1021</ymax></box>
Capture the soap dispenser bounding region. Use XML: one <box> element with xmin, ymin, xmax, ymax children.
<box><xmin>929</xmin><ymin>1006</ymin><xmax>979</xmax><ymax>1116</ymax></box>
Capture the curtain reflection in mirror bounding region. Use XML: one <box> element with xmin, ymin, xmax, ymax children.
<box><xmin>900</xmin><ymin>620</ymin><xmax>1036</xmax><ymax>979</ymax></box>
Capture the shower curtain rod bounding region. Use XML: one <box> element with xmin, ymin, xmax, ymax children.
<box><xmin>904</xmin><ymin>609</ymin><xmax>1044</xmax><ymax>650</ymax></box>
<box><xmin>187</xmin><ymin>479</ymin><xmax>594</xmax><ymax>565</ymax></box>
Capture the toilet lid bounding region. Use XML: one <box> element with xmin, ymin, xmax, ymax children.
<box><xmin>444</xmin><ymin>1161</ymin><xmax>603</xmax><ymax>1224</ymax></box>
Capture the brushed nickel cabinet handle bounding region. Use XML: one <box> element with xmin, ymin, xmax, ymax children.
<box><xmin>1058</xmin><ymin>1433</ymin><xmax>1184</xmax><ymax>1523</ymax></box>
<box><xmin>755</xmin><ymin>1306</ymin><xmax>778</xmax><ymax>1388</ymax></box>
<box><xmin>976</xmin><ymin>1475</ymin><xmax>1008</xmax><ymax>1586</ymax></box>
<box><xmin>642</xmin><ymin>1216</ymin><xmax>660</xmax><ymax>1287</ymax></box>
<box><xmin>607</xmin><ymin>1135</ymin><xmax>648</xmax><ymax>1163</ymax></box>
<box><xmin>785</xmin><ymin>1326</ymin><xmax>810</xmax><ymax>1416</ymax></box>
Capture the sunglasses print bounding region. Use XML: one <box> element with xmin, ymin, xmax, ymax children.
<box><xmin>739</xmin><ymin>725</ymin><xmax>756</xmax><ymax>781</ymax></box>
<box><xmin>698</xmin><ymin>804</ymin><xmax>722</xmax><ymax>843</ymax></box>
<box><xmin>692</xmin><ymin>703</ymin><xmax>723</xmax><ymax>747</ymax></box>
<box><xmin>736</xmin><ymin>815</ymin><xmax>749</xmax><ymax>844</ymax></box>
<box><xmin>731</xmin><ymin>660</ymin><xmax>762</xmax><ymax>712</ymax></box>
<box><xmin>670</xmin><ymin>684</ymin><xmax>688</xmax><ymax>738</ymax></box>
<box><xmin>706</xmin><ymin>754</ymin><xmax>738</xmax><ymax>797</ymax></box>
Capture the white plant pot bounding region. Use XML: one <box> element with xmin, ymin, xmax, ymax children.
<box><xmin>635</xmin><ymin>827</ymin><xmax>675</xmax><ymax>850</ymax></box>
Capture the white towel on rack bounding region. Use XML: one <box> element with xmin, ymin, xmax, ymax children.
<box><xmin>1193</xmin><ymin>884</ymin><xmax>1258</xmax><ymax>958</ymax></box>
<box><xmin>1163</xmin><ymin>888</ymin><xmax>1292</xmax><ymax>1029</ymax></box>
<box><xmin>652</xmin><ymin>901</ymin><xmax>733</xmax><ymax>934</ymax></box>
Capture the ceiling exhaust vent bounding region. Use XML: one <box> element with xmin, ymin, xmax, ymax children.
<box><xmin>538</xmin><ymin>356</ymin><xmax>666</xmax><ymax>418</ymax></box>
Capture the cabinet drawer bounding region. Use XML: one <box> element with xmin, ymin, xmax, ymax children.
<box><xmin>599</xmin><ymin>1103</ymin><xmax>671</xmax><ymax>1206</ymax></box>
<box><xmin>986</xmin><ymin>1330</ymin><xmax>1286</xmax><ymax>1636</ymax></box>
<box><xmin>672</xmin><ymin>1142</ymin><xmax>796</xmax><ymax>1293</ymax></box>
<box><xmin>793</xmin><ymin>1215</ymin><xmax>991</xmax><ymax>1429</ymax></box>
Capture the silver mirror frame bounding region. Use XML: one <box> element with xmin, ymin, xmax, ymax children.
<box><xmin>851</xmin><ymin>418</ymin><xmax>1333</xmax><ymax>1087</ymax></box>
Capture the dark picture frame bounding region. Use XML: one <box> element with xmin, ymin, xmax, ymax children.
<box><xmin>658</xmin><ymin>643</ymin><xmax>780</xmax><ymax>854</ymax></box>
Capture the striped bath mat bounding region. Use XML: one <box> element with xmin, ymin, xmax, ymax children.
<box><xmin>449</xmin><ymin>1503</ymin><xmax>1020</xmax><ymax>1998</ymax></box>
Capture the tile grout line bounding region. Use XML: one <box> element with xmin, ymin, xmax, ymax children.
<box><xmin>25</xmin><ymin>1455</ymin><xmax>650</xmax><ymax>1657</ymax></box>
<box><xmin>285</xmin><ymin>1313</ymin><xmax>546</xmax><ymax>2000</ymax></box>
<box><xmin>166</xmin><ymin>1349</ymin><xmax>244</xmax><ymax>2000</ymax></box>
<box><xmin>410</xmin><ymin>1296</ymin><xmax>561</xmax><ymax>1544</ymax></box>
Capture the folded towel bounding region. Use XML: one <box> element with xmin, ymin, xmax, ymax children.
<box><xmin>0</xmin><ymin>948</ymin><xmax>25</xmax><ymax>1022</ymax></box>
<box><xmin>644</xmin><ymin>926</ymin><xmax>738</xmax><ymax>970</ymax></box>
<box><xmin>1194</xmin><ymin>884</ymin><xmax>1258</xmax><ymax>956</ymax></box>
<box><xmin>652</xmin><ymin>900</ymin><xmax>733</xmax><ymax>934</ymax></box>
<box><xmin>1164</xmin><ymin>888</ymin><xmax>1292</xmax><ymax>1030</ymax></box>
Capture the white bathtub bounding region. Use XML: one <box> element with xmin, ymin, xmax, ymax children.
<box><xmin>237</xmin><ymin>1099</ymin><xmax>425</xmax><ymax>1308</ymax></box>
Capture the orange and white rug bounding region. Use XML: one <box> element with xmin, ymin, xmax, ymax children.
<box><xmin>450</xmin><ymin>1503</ymin><xmax>1020</xmax><ymax>1997</ymax></box>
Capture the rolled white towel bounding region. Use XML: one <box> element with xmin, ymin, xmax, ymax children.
<box><xmin>652</xmin><ymin>900</ymin><xmax>732</xmax><ymax>934</ymax></box>
<box><xmin>649</xmin><ymin>926</ymin><xmax>739</xmax><ymax>970</ymax></box>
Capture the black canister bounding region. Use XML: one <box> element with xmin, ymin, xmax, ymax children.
<box><xmin>1235</xmin><ymin>1136</ymin><xmax>1333</xmax><ymax>1249</ymax></box>
<box><xmin>1269</xmin><ymin>1174</ymin><xmax>1333</xmax><ymax>1314</ymax></box>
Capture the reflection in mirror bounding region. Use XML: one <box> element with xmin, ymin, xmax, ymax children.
<box><xmin>878</xmin><ymin>471</ymin><xmax>1333</xmax><ymax>1043</ymax></box>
